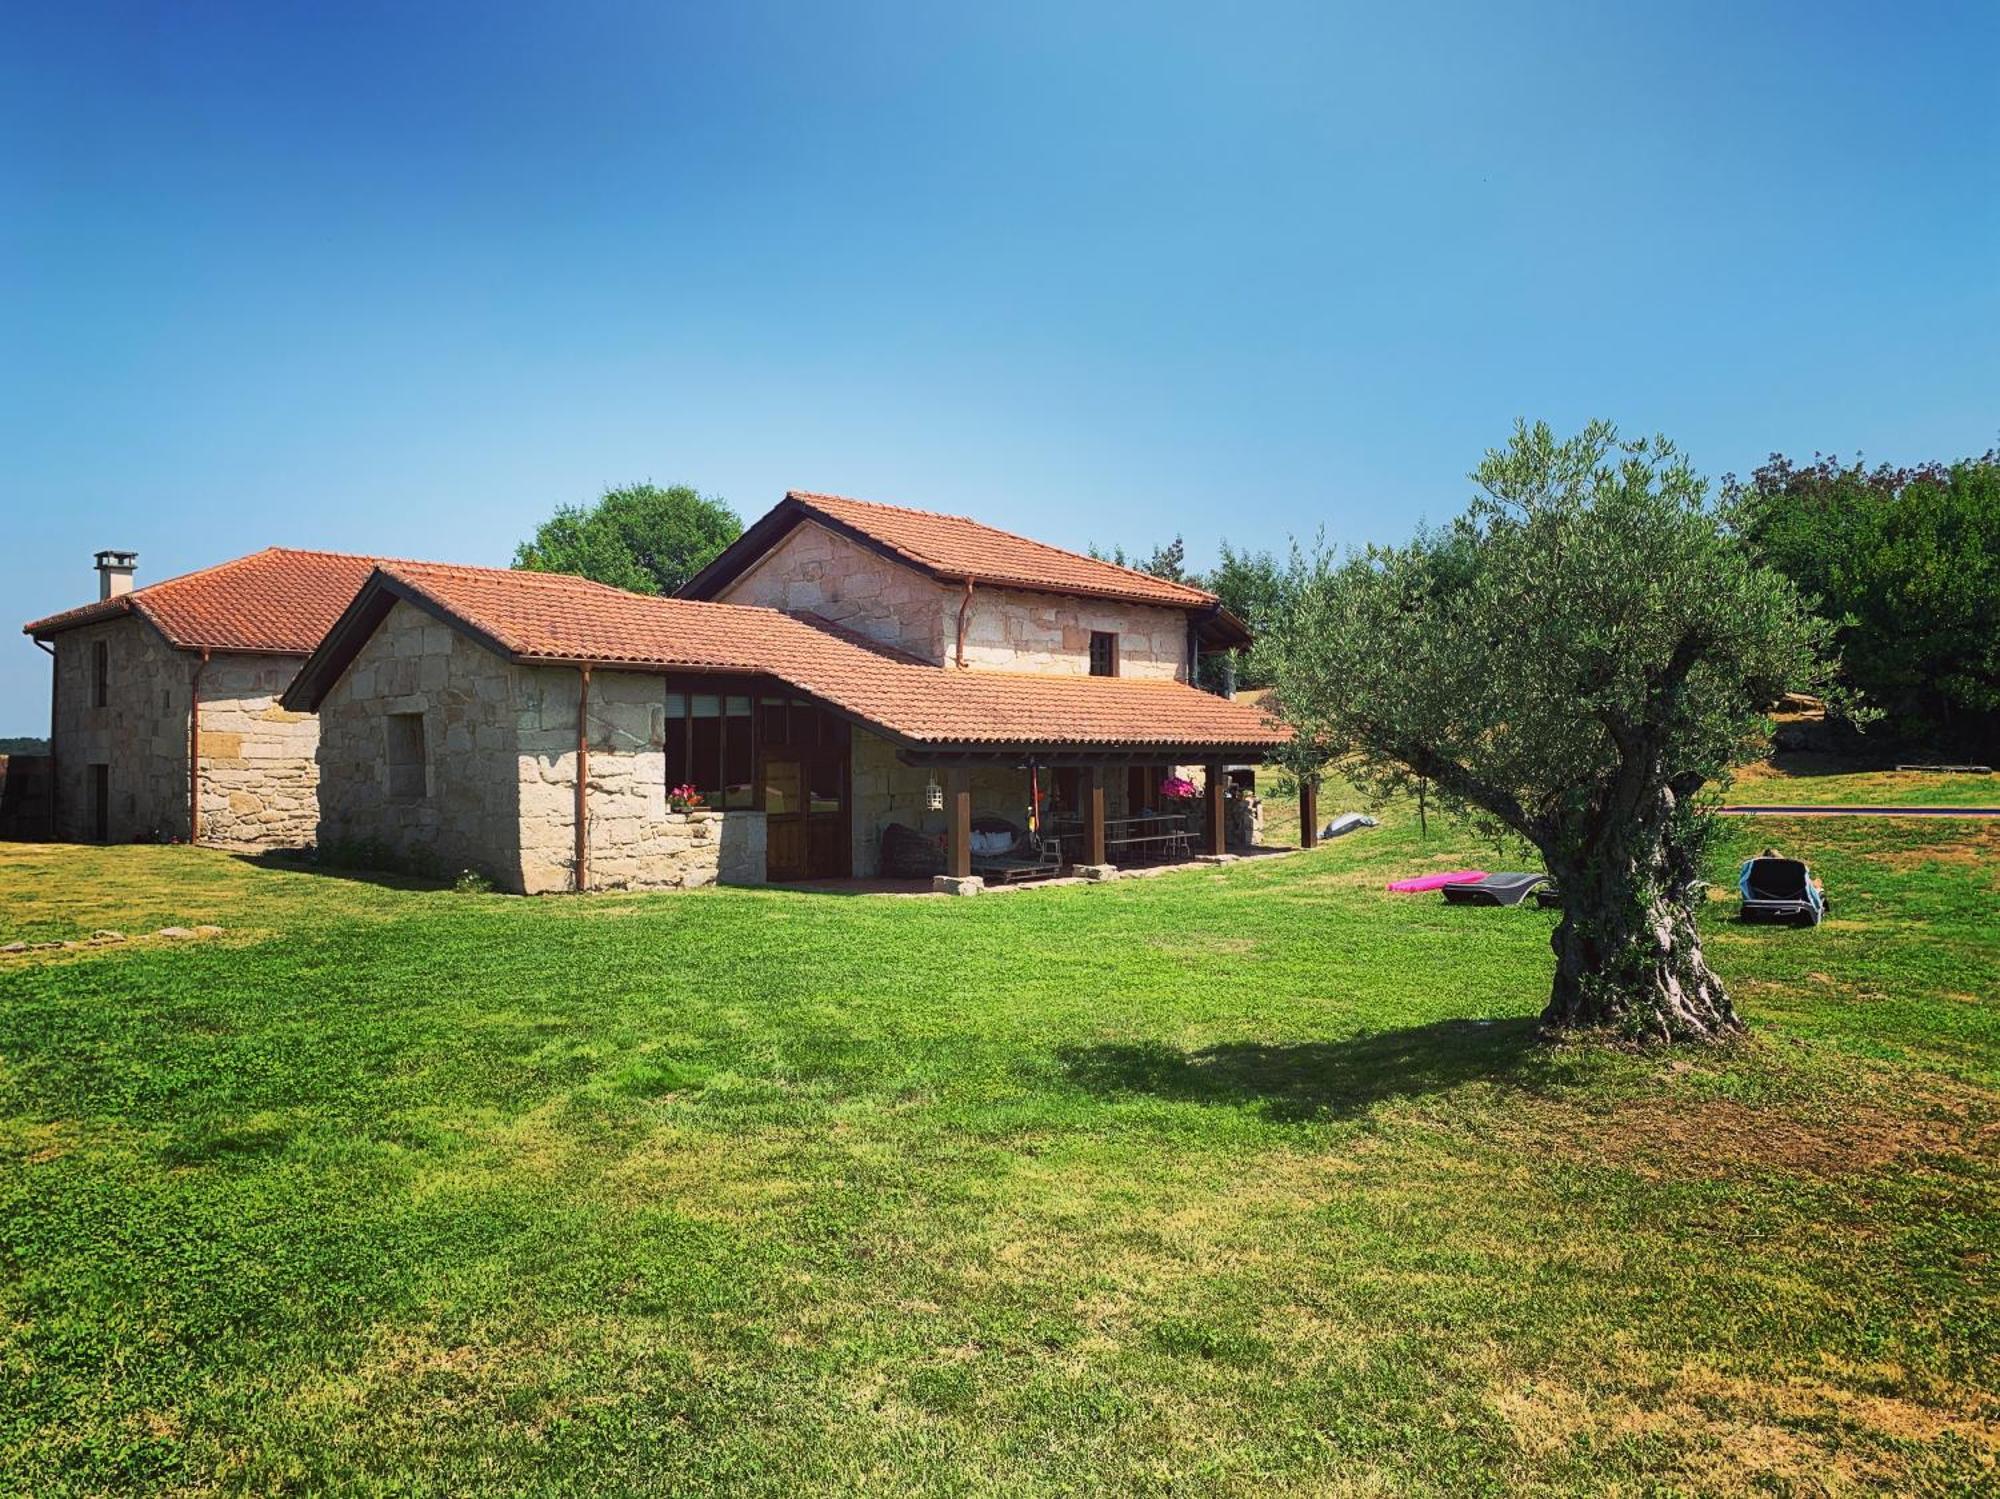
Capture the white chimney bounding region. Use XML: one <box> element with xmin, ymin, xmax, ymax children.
<box><xmin>95</xmin><ymin>550</ymin><xmax>138</xmax><ymax>601</ymax></box>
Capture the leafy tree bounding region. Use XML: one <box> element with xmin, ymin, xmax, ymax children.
<box><xmin>514</xmin><ymin>483</ymin><xmax>742</xmax><ymax>596</ymax></box>
<box><xmin>1089</xmin><ymin>535</ymin><xmax>1187</xmax><ymax>582</ymax></box>
<box><xmin>1255</xmin><ymin>421</ymin><xmax>1838</xmax><ymax>1043</ymax></box>
<box><xmin>1725</xmin><ymin>451</ymin><xmax>2000</xmax><ymax>753</ymax></box>
<box><xmin>1202</xmin><ymin>541</ymin><xmax>1286</xmax><ymax>690</ymax></box>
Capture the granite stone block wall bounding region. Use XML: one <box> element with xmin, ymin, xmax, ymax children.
<box><xmin>196</xmin><ymin>653</ymin><xmax>320</xmax><ymax>845</ymax></box>
<box><xmin>49</xmin><ymin>616</ymin><xmax>193</xmax><ymax>843</ymax></box>
<box><xmin>317</xmin><ymin>600</ymin><xmax>524</xmax><ymax>884</ymax></box>
<box><xmin>318</xmin><ymin>605</ymin><xmax>764</xmax><ymax>893</ymax></box>
<box><xmin>718</xmin><ymin>520</ymin><xmax>948</xmax><ymax>663</ymax></box>
<box><xmin>958</xmin><ymin>586</ymin><xmax>1191</xmax><ymax>681</ymax></box>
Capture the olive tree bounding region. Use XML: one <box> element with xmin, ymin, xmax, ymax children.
<box><xmin>1257</xmin><ymin>422</ymin><xmax>1838</xmax><ymax>1042</ymax></box>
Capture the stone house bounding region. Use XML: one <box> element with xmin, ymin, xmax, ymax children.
<box><xmin>281</xmin><ymin>493</ymin><xmax>1291</xmax><ymax>893</ymax></box>
<box><xmin>23</xmin><ymin>548</ymin><xmax>381</xmax><ymax>845</ymax></box>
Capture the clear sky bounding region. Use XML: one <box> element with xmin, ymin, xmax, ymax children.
<box><xmin>3</xmin><ymin>1</ymin><xmax>1996</xmax><ymax>733</ymax></box>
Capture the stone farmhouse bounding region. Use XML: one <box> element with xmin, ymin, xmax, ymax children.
<box><xmin>25</xmin><ymin>493</ymin><xmax>1298</xmax><ymax>892</ymax></box>
<box><xmin>25</xmin><ymin>547</ymin><xmax>382</xmax><ymax>845</ymax></box>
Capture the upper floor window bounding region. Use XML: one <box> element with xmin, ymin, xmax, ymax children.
<box><xmin>92</xmin><ymin>640</ymin><xmax>109</xmax><ymax>707</ymax></box>
<box><xmin>385</xmin><ymin>712</ymin><xmax>428</xmax><ymax>800</ymax></box>
<box><xmin>1088</xmin><ymin>631</ymin><xmax>1118</xmax><ymax>677</ymax></box>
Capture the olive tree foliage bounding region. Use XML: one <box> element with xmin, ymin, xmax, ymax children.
<box><xmin>514</xmin><ymin>483</ymin><xmax>742</xmax><ymax>597</ymax></box>
<box><xmin>1255</xmin><ymin>422</ymin><xmax>1840</xmax><ymax>1042</ymax></box>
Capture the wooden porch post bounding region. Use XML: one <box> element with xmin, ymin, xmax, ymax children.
<box><xmin>1203</xmin><ymin>759</ymin><xmax>1227</xmax><ymax>856</ymax></box>
<box><xmin>1299</xmin><ymin>775</ymin><xmax>1318</xmax><ymax>849</ymax></box>
<box><xmin>946</xmin><ymin>766</ymin><xmax>972</xmax><ymax>878</ymax></box>
<box><xmin>1082</xmin><ymin>765</ymin><xmax>1107</xmax><ymax>866</ymax></box>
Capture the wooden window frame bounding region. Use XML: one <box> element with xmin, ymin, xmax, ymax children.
<box><xmin>1088</xmin><ymin>631</ymin><xmax>1118</xmax><ymax>677</ymax></box>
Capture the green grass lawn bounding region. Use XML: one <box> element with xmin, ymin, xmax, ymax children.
<box><xmin>1</xmin><ymin>782</ymin><xmax>1995</xmax><ymax>1495</ymax></box>
<box><xmin>1727</xmin><ymin>754</ymin><xmax>1997</xmax><ymax>807</ymax></box>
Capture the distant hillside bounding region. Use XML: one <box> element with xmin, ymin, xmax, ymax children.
<box><xmin>0</xmin><ymin>737</ymin><xmax>49</xmax><ymax>756</ymax></box>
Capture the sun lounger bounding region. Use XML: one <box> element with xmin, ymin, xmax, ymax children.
<box><xmin>1442</xmin><ymin>872</ymin><xmax>1549</xmax><ymax>906</ymax></box>
<box><xmin>1737</xmin><ymin>856</ymin><xmax>1827</xmax><ymax>925</ymax></box>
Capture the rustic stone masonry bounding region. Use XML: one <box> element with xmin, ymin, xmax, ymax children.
<box><xmin>317</xmin><ymin>601</ymin><xmax>764</xmax><ymax>893</ymax></box>
<box><xmin>716</xmin><ymin>518</ymin><xmax>1193</xmax><ymax>681</ymax></box>
<box><xmin>50</xmin><ymin>616</ymin><xmax>192</xmax><ymax>842</ymax></box>
<box><xmin>45</xmin><ymin>616</ymin><xmax>324</xmax><ymax>848</ymax></box>
<box><xmin>514</xmin><ymin>664</ymin><xmax>765</xmax><ymax>893</ymax></box>
<box><xmin>958</xmin><ymin>584</ymin><xmax>1189</xmax><ymax>680</ymax></box>
<box><xmin>719</xmin><ymin>520</ymin><xmax>948</xmax><ymax>662</ymax></box>
<box><xmin>196</xmin><ymin>653</ymin><xmax>320</xmax><ymax>845</ymax></box>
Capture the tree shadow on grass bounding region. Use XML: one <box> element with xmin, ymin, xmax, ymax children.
<box><xmin>1057</xmin><ymin>1016</ymin><xmax>1545</xmax><ymax>1123</ymax></box>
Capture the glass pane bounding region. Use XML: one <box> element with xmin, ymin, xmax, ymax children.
<box><xmin>690</xmin><ymin>714</ymin><xmax>721</xmax><ymax>796</ymax></box>
<box><xmin>664</xmin><ymin>692</ymin><xmax>687</xmax><ymax>717</ymax></box>
<box><xmin>722</xmin><ymin>700</ymin><xmax>753</xmax><ymax>806</ymax></box>
<box><xmin>666</xmin><ymin>716</ymin><xmax>687</xmax><ymax>791</ymax></box>
<box><xmin>765</xmin><ymin>758</ymin><xmax>801</xmax><ymax>815</ymax></box>
<box><xmin>759</xmin><ymin>698</ymin><xmax>788</xmax><ymax>742</ymax></box>
<box><xmin>691</xmin><ymin>694</ymin><xmax>720</xmax><ymax>719</ymax></box>
<box><xmin>809</xmin><ymin>753</ymin><xmax>842</xmax><ymax>813</ymax></box>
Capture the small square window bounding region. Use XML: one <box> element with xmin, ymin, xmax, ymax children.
<box><xmin>385</xmin><ymin>712</ymin><xmax>427</xmax><ymax>800</ymax></box>
<box><xmin>1088</xmin><ymin>631</ymin><xmax>1118</xmax><ymax>677</ymax></box>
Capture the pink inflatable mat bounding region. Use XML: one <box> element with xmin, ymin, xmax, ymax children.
<box><xmin>1386</xmin><ymin>869</ymin><xmax>1488</xmax><ymax>893</ymax></box>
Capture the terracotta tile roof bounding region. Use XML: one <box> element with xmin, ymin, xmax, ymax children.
<box><xmin>685</xmin><ymin>490</ymin><xmax>1226</xmax><ymax>613</ymax></box>
<box><xmin>23</xmin><ymin>547</ymin><xmax>386</xmax><ymax>654</ymax></box>
<box><xmin>324</xmin><ymin>562</ymin><xmax>1286</xmax><ymax>752</ymax></box>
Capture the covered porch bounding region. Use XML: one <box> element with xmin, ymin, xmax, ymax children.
<box><xmin>883</xmin><ymin>744</ymin><xmax>1316</xmax><ymax>895</ymax></box>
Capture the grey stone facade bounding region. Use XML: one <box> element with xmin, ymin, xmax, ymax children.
<box><xmin>48</xmin><ymin>616</ymin><xmax>191</xmax><ymax>843</ymax></box>
<box><xmin>44</xmin><ymin>617</ymin><xmax>322</xmax><ymax>848</ymax></box>
<box><xmin>715</xmin><ymin>518</ymin><xmax>1193</xmax><ymax>681</ymax></box>
<box><xmin>315</xmin><ymin>600</ymin><xmax>765</xmax><ymax>893</ymax></box>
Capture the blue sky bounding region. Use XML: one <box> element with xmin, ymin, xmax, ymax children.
<box><xmin>3</xmin><ymin>1</ymin><xmax>1996</xmax><ymax>732</ymax></box>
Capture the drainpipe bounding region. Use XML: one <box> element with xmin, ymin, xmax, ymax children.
<box><xmin>188</xmin><ymin>648</ymin><xmax>210</xmax><ymax>843</ymax></box>
<box><xmin>954</xmin><ymin>577</ymin><xmax>974</xmax><ymax>668</ymax></box>
<box><xmin>574</xmin><ymin>664</ymin><xmax>591</xmax><ymax>892</ymax></box>
<box><xmin>35</xmin><ymin>639</ymin><xmax>56</xmax><ymax>837</ymax></box>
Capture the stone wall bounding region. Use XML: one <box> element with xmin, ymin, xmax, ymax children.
<box><xmin>714</xmin><ymin>519</ymin><xmax>1199</xmax><ymax>684</ymax></box>
<box><xmin>718</xmin><ymin>520</ymin><xmax>948</xmax><ymax>663</ymax></box>
<box><xmin>316</xmin><ymin>600</ymin><xmax>525</xmax><ymax>885</ymax></box>
<box><xmin>196</xmin><ymin>653</ymin><xmax>319</xmax><ymax>846</ymax></box>
<box><xmin>320</xmin><ymin>615</ymin><xmax>764</xmax><ymax>895</ymax></box>
<box><xmin>49</xmin><ymin>616</ymin><xmax>192</xmax><ymax>843</ymax></box>
<box><xmin>959</xmin><ymin>586</ymin><xmax>1191</xmax><ymax>681</ymax></box>
<box><xmin>514</xmin><ymin>664</ymin><xmax>765</xmax><ymax>894</ymax></box>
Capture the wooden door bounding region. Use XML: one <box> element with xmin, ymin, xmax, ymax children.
<box><xmin>764</xmin><ymin>756</ymin><xmax>808</xmax><ymax>881</ymax></box>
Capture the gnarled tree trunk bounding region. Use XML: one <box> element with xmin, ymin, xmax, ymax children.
<box><xmin>1541</xmin><ymin>793</ymin><xmax>1741</xmax><ymax>1043</ymax></box>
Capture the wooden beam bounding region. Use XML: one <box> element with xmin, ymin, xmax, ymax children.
<box><xmin>1299</xmin><ymin>775</ymin><xmax>1318</xmax><ymax>850</ymax></box>
<box><xmin>1083</xmin><ymin>765</ymin><xmax>1106</xmax><ymax>866</ymax></box>
<box><xmin>1204</xmin><ymin>760</ymin><xmax>1227</xmax><ymax>855</ymax></box>
<box><xmin>946</xmin><ymin>766</ymin><xmax>972</xmax><ymax>878</ymax></box>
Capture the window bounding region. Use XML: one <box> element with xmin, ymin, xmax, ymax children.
<box><xmin>385</xmin><ymin>712</ymin><xmax>427</xmax><ymax>799</ymax></box>
<box><xmin>92</xmin><ymin>640</ymin><xmax>109</xmax><ymax>707</ymax></box>
<box><xmin>1088</xmin><ymin>631</ymin><xmax>1118</xmax><ymax>677</ymax></box>
<box><xmin>664</xmin><ymin>689</ymin><xmax>756</xmax><ymax>808</ymax></box>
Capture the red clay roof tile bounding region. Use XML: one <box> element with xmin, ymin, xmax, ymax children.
<box><xmin>781</xmin><ymin>491</ymin><xmax>1224</xmax><ymax>611</ymax></box>
<box><xmin>366</xmin><ymin>561</ymin><xmax>1285</xmax><ymax>751</ymax></box>
<box><xmin>23</xmin><ymin>548</ymin><xmax>387</xmax><ymax>654</ymax></box>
